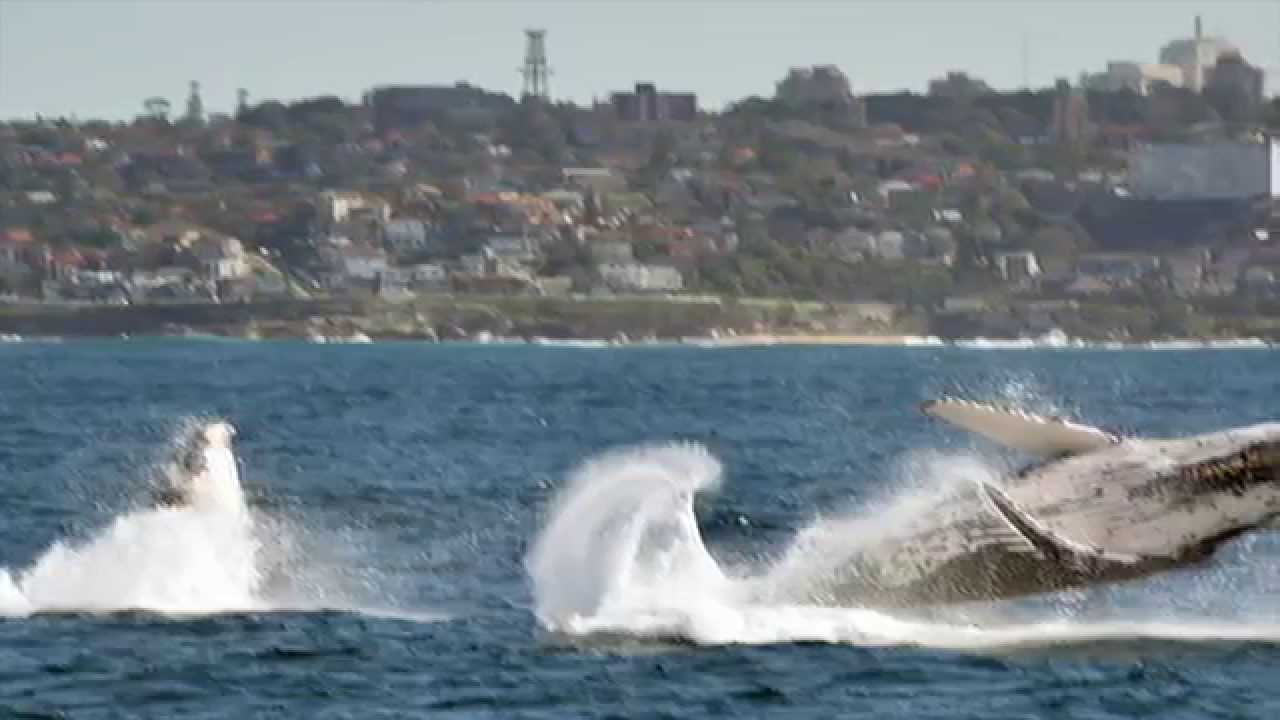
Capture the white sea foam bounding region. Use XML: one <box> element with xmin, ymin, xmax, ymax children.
<box><xmin>0</xmin><ymin>421</ymin><xmax>443</xmax><ymax>622</ymax></box>
<box><xmin>526</xmin><ymin>443</ymin><xmax>1280</xmax><ymax>651</ymax></box>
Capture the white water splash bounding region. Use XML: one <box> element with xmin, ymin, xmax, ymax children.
<box><xmin>0</xmin><ymin>505</ymin><xmax>259</xmax><ymax>616</ymax></box>
<box><xmin>526</xmin><ymin>443</ymin><xmax>1280</xmax><ymax>651</ymax></box>
<box><xmin>0</xmin><ymin>421</ymin><xmax>442</xmax><ymax>622</ymax></box>
<box><xmin>526</xmin><ymin>444</ymin><xmax>731</xmax><ymax>631</ymax></box>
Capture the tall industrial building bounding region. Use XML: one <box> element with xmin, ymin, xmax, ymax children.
<box><xmin>1158</xmin><ymin>15</ymin><xmax>1238</xmax><ymax>92</ymax></box>
<box><xmin>1206</xmin><ymin>51</ymin><xmax>1267</xmax><ymax>110</ymax></box>
<box><xmin>185</xmin><ymin>81</ymin><xmax>205</xmax><ymax>126</ymax></box>
<box><xmin>1050</xmin><ymin>79</ymin><xmax>1091</xmax><ymax>146</ymax></box>
<box><xmin>610</xmin><ymin>83</ymin><xmax>697</xmax><ymax>122</ymax></box>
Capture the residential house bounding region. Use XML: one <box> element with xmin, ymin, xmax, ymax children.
<box><xmin>541</xmin><ymin>189</ymin><xmax>586</xmax><ymax>213</ymax></box>
<box><xmin>144</xmin><ymin>220</ymin><xmax>206</xmax><ymax>249</ymax></box>
<box><xmin>562</xmin><ymin>168</ymin><xmax>628</xmax><ymax>195</ymax></box>
<box><xmin>128</xmin><ymin>267</ymin><xmax>208</xmax><ymax>302</ymax></box>
<box><xmin>458</xmin><ymin>254</ymin><xmax>488</xmax><ymax>276</ymax></box>
<box><xmin>831</xmin><ymin>227</ymin><xmax>876</xmax><ymax>261</ymax></box>
<box><xmin>403</xmin><ymin>263</ymin><xmax>449</xmax><ymax>289</ymax></box>
<box><xmin>653</xmin><ymin>181</ymin><xmax>700</xmax><ymax>220</ymax></box>
<box><xmin>994</xmin><ymin>251</ymin><xmax>1043</xmax><ymax>282</ymax></box>
<box><xmin>942</xmin><ymin>297</ymin><xmax>989</xmax><ymax>313</ymax></box>
<box><xmin>535</xmin><ymin>276</ymin><xmax>574</xmax><ymax>297</ymax></box>
<box><xmin>1076</xmin><ymin>253</ymin><xmax>1161</xmax><ymax>286</ymax></box>
<box><xmin>0</xmin><ymin>228</ymin><xmax>34</xmax><ymax>272</ymax></box>
<box><xmin>876</xmin><ymin>179</ymin><xmax>914</xmax><ymax>201</ymax></box>
<box><xmin>596</xmin><ymin>263</ymin><xmax>683</xmax><ymax>294</ymax></box>
<box><xmin>875</xmin><ymin>230</ymin><xmax>906</xmax><ymax>260</ymax></box>
<box><xmin>932</xmin><ymin>208</ymin><xmax>964</xmax><ymax>225</ymax></box>
<box><xmin>1240</xmin><ymin>266</ymin><xmax>1278</xmax><ymax>294</ymax></box>
<box><xmin>190</xmin><ymin>234</ymin><xmax>249</xmax><ymax>280</ymax></box>
<box><xmin>588</xmin><ymin>241</ymin><xmax>635</xmax><ymax>264</ymax></box>
<box><xmin>218</xmin><ymin>270</ymin><xmax>290</xmax><ymax>303</ymax></box>
<box><xmin>43</xmin><ymin>269</ymin><xmax>129</xmax><ymax>303</ymax></box>
<box><xmin>319</xmin><ymin>191</ymin><xmax>391</xmax><ymax>225</ymax></box>
<box><xmin>321</xmin><ymin>244</ymin><xmax>389</xmax><ymax>289</ymax></box>
<box><xmin>920</xmin><ymin>226</ymin><xmax>958</xmax><ymax>263</ymax></box>
<box><xmin>383</xmin><ymin>218</ymin><xmax>430</xmax><ymax>252</ymax></box>
<box><xmin>485</xmin><ymin>235</ymin><xmax>540</xmax><ymax>265</ymax></box>
<box><xmin>451</xmin><ymin>272</ymin><xmax>538</xmax><ymax>295</ymax></box>
<box><xmin>380</xmin><ymin>263</ymin><xmax>449</xmax><ymax>297</ymax></box>
<box><xmin>1166</xmin><ymin>249</ymin><xmax>1212</xmax><ymax>296</ymax></box>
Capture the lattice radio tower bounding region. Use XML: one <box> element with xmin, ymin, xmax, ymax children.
<box><xmin>521</xmin><ymin>29</ymin><xmax>551</xmax><ymax>101</ymax></box>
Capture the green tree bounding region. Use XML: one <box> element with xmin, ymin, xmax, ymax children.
<box><xmin>1025</xmin><ymin>225</ymin><xmax>1087</xmax><ymax>275</ymax></box>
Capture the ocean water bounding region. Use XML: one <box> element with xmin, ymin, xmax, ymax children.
<box><xmin>3</xmin><ymin>340</ymin><xmax>1280</xmax><ymax>718</ymax></box>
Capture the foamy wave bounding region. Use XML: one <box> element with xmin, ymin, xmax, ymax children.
<box><xmin>556</xmin><ymin>600</ymin><xmax>1280</xmax><ymax>649</ymax></box>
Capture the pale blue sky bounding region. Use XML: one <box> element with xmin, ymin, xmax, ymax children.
<box><xmin>1</xmin><ymin>0</ymin><xmax>1276</xmax><ymax>121</ymax></box>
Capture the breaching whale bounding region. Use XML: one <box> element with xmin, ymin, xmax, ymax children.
<box><xmin>153</xmin><ymin>420</ymin><xmax>246</xmax><ymax>514</ymax></box>
<box><xmin>800</xmin><ymin>399</ymin><xmax>1280</xmax><ymax>607</ymax></box>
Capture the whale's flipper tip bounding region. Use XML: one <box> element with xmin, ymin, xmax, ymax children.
<box><xmin>924</xmin><ymin>397</ymin><xmax>1121</xmax><ymax>457</ymax></box>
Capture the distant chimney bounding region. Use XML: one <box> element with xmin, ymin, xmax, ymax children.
<box><xmin>1194</xmin><ymin>15</ymin><xmax>1202</xmax><ymax>40</ymax></box>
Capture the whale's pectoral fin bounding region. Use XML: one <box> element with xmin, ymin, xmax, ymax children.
<box><xmin>978</xmin><ymin>482</ymin><xmax>1164</xmax><ymax>574</ymax></box>
<box><xmin>923</xmin><ymin>398</ymin><xmax>1121</xmax><ymax>457</ymax></box>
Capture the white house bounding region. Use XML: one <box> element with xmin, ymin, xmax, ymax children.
<box><xmin>596</xmin><ymin>263</ymin><xmax>683</xmax><ymax>293</ymax></box>
<box><xmin>875</xmin><ymin>231</ymin><xmax>906</xmax><ymax>260</ymax></box>
<box><xmin>338</xmin><ymin>246</ymin><xmax>389</xmax><ymax>281</ymax></box>
<box><xmin>319</xmin><ymin>191</ymin><xmax>391</xmax><ymax>224</ymax></box>
<box><xmin>383</xmin><ymin>219</ymin><xmax>429</xmax><ymax>250</ymax></box>
<box><xmin>379</xmin><ymin>263</ymin><xmax>449</xmax><ymax>298</ymax></box>
<box><xmin>191</xmin><ymin>235</ymin><xmax>249</xmax><ymax>280</ymax></box>
<box><xmin>995</xmin><ymin>251</ymin><xmax>1043</xmax><ymax>282</ymax></box>
<box><xmin>485</xmin><ymin>235</ymin><xmax>539</xmax><ymax>264</ymax></box>
<box><xmin>589</xmin><ymin>241</ymin><xmax>634</xmax><ymax>263</ymax></box>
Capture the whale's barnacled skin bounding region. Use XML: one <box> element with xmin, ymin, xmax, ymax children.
<box><xmin>800</xmin><ymin>401</ymin><xmax>1280</xmax><ymax>607</ymax></box>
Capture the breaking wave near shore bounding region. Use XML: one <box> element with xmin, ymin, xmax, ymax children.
<box><xmin>0</xmin><ymin>419</ymin><xmax>438</xmax><ymax>622</ymax></box>
<box><xmin>525</xmin><ymin>442</ymin><xmax>1280</xmax><ymax>651</ymax></box>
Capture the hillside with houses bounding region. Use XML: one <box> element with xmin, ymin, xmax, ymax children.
<box><xmin>2</xmin><ymin>23</ymin><xmax>1279</xmax><ymax>341</ymax></box>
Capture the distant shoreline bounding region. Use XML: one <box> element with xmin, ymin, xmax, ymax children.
<box><xmin>0</xmin><ymin>296</ymin><xmax>1275</xmax><ymax>349</ymax></box>
<box><xmin>1</xmin><ymin>331</ymin><xmax>1272</xmax><ymax>351</ymax></box>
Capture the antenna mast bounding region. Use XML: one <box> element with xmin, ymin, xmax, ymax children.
<box><xmin>520</xmin><ymin>29</ymin><xmax>551</xmax><ymax>101</ymax></box>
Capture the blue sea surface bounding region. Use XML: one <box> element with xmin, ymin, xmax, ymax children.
<box><xmin>3</xmin><ymin>340</ymin><xmax>1280</xmax><ymax>718</ymax></box>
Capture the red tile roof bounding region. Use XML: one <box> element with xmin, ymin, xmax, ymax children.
<box><xmin>0</xmin><ymin>228</ymin><xmax>34</xmax><ymax>244</ymax></box>
<box><xmin>52</xmin><ymin>250</ymin><xmax>85</xmax><ymax>266</ymax></box>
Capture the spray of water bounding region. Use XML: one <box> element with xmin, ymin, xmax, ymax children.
<box><xmin>0</xmin><ymin>420</ymin><xmax>439</xmax><ymax>622</ymax></box>
<box><xmin>526</xmin><ymin>443</ymin><xmax>1280</xmax><ymax>650</ymax></box>
<box><xmin>526</xmin><ymin>444</ymin><xmax>731</xmax><ymax>635</ymax></box>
